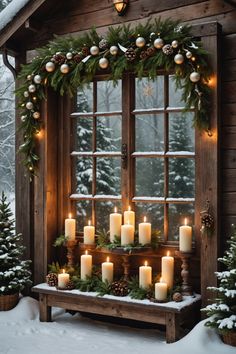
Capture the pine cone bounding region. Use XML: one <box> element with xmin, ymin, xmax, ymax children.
<box><xmin>111</xmin><ymin>281</ymin><xmax>129</xmax><ymax>297</ymax></box>
<box><xmin>125</xmin><ymin>48</ymin><xmax>136</xmax><ymax>62</ymax></box>
<box><xmin>81</xmin><ymin>47</ymin><xmax>89</xmax><ymax>56</ymax></box>
<box><xmin>140</xmin><ymin>50</ymin><xmax>148</xmax><ymax>60</ymax></box>
<box><xmin>162</xmin><ymin>44</ymin><xmax>174</xmax><ymax>56</ymax></box>
<box><xmin>172</xmin><ymin>292</ymin><xmax>183</xmax><ymax>302</ymax></box>
<box><xmin>99</xmin><ymin>39</ymin><xmax>109</xmax><ymax>50</ymax></box>
<box><xmin>53</xmin><ymin>54</ymin><xmax>66</xmax><ymax>65</ymax></box>
<box><xmin>201</xmin><ymin>213</ymin><xmax>214</xmax><ymax>229</ymax></box>
<box><xmin>46</xmin><ymin>273</ymin><xmax>58</xmax><ymax>287</ymax></box>
<box><xmin>74</xmin><ymin>53</ymin><xmax>83</xmax><ymax>63</ymax></box>
<box><xmin>146</xmin><ymin>46</ymin><xmax>156</xmax><ymax>57</ymax></box>
<box><xmin>65</xmin><ymin>280</ymin><xmax>75</xmax><ymax>290</ymax></box>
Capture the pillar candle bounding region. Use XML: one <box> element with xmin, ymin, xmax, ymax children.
<box><xmin>124</xmin><ymin>206</ymin><xmax>135</xmax><ymax>227</ymax></box>
<box><xmin>121</xmin><ymin>223</ymin><xmax>134</xmax><ymax>245</ymax></box>
<box><xmin>161</xmin><ymin>251</ymin><xmax>174</xmax><ymax>289</ymax></box>
<box><xmin>81</xmin><ymin>250</ymin><xmax>92</xmax><ymax>280</ymax></box>
<box><xmin>65</xmin><ymin>213</ymin><xmax>76</xmax><ymax>240</ymax></box>
<box><xmin>58</xmin><ymin>269</ymin><xmax>69</xmax><ymax>288</ymax></box>
<box><xmin>138</xmin><ymin>216</ymin><xmax>151</xmax><ymax>245</ymax></box>
<box><xmin>139</xmin><ymin>261</ymin><xmax>152</xmax><ymax>289</ymax></box>
<box><xmin>84</xmin><ymin>220</ymin><xmax>95</xmax><ymax>244</ymax></box>
<box><xmin>102</xmin><ymin>257</ymin><xmax>114</xmax><ymax>284</ymax></box>
<box><xmin>110</xmin><ymin>207</ymin><xmax>122</xmax><ymax>242</ymax></box>
<box><xmin>179</xmin><ymin>218</ymin><xmax>192</xmax><ymax>252</ymax></box>
<box><xmin>155</xmin><ymin>278</ymin><xmax>167</xmax><ymax>301</ymax></box>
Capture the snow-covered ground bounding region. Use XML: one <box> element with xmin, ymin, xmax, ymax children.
<box><xmin>0</xmin><ymin>297</ymin><xmax>234</xmax><ymax>354</ymax></box>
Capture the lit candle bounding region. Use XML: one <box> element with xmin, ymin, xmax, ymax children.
<box><xmin>102</xmin><ymin>257</ymin><xmax>114</xmax><ymax>284</ymax></box>
<box><xmin>84</xmin><ymin>220</ymin><xmax>95</xmax><ymax>244</ymax></box>
<box><xmin>121</xmin><ymin>222</ymin><xmax>134</xmax><ymax>245</ymax></box>
<box><xmin>155</xmin><ymin>278</ymin><xmax>167</xmax><ymax>301</ymax></box>
<box><xmin>58</xmin><ymin>269</ymin><xmax>69</xmax><ymax>288</ymax></box>
<box><xmin>139</xmin><ymin>261</ymin><xmax>152</xmax><ymax>289</ymax></box>
<box><xmin>110</xmin><ymin>207</ymin><xmax>122</xmax><ymax>242</ymax></box>
<box><xmin>138</xmin><ymin>216</ymin><xmax>151</xmax><ymax>245</ymax></box>
<box><xmin>161</xmin><ymin>251</ymin><xmax>174</xmax><ymax>289</ymax></box>
<box><xmin>124</xmin><ymin>206</ymin><xmax>135</xmax><ymax>227</ymax></box>
<box><xmin>179</xmin><ymin>218</ymin><xmax>192</xmax><ymax>252</ymax></box>
<box><xmin>81</xmin><ymin>250</ymin><xmax>92</xmax><ymax>280</ymax></box>
<box><xmin>65</xmin><ymin>213</ymin><xmax>76</xmax><ymax>240</ymax></box>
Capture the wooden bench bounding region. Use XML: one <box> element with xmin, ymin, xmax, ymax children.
<box><xmin>32</xmin><ymin>283</ymin><xmax>201</xmax><ymax>343</ymax></box>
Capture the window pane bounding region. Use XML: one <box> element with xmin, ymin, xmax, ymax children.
<box><xmin>168</xmin><ymin>75</ymin><xmax>184</xmax><ymax>107</ymax></box>
<box><xmin>97</xmin><ymin>80</ymin><xmax>121</xmax><ymax>112</ymax></box>
<box><xmin>136</xmin><ymin>158</ymin><xmax>164</xmax><ymax>197</ymax></box>
<box><xmin>168</xmin><ymin>204</ymin><xmax>195</xmax><ymax>241</ymax></box>
<box><xmin>75</xmin><ymin>117</ymin><xmax>93</xmax><ymax>151</ymax></box>
<box><xmin>76</xmin><ymin>201</ymin><xmax>92</xmax><ymax>232</ymax></box>
<box><xmin>97</xmin><ymin>116</ymin><xmax>121</xmax><ymax>152</ymax></box>
<box><xmin>96</xmin><ymin>201</ymin><xmax>122</xmax><ymax>231</ymax></box>
<box><xmin>169</xmin><ymin>113</ymin><xmax>195</xmax><ymax>152</ymax></box>
<box><xmin>77</xmin><ymin>84</ymin><xmax>93</xmax><ymax>112</ymax></box>
<box><xmin>135</xmin><ymin>114</ymin><xmax>164</xmax><ymax>152</ymax></box>
<box><xmin>169</xmin><ymin>158</ymin><xmax>195</xmax><ymax>198</ymax></box>
<box><xmin>135</xmin><ymin>203</ymin><xmax>164</xmax><ymax>237</ymax></box>
<box><xmin>96</xmin><ymin>158</ymin><xmax>121</xmax><ymax>196</ymax></box>
<box><xmin>135</xmin><ymin>77</ymin><xmax>164</xmax><ymax>109</ymax></box>
<box><xmin>75</xmin><ymin>157</ymin><xmax>93</xmax><ymax>194</ymax></box>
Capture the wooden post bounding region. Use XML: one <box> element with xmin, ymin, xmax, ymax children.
<box><xmin>39</xmin><ymin>294</ymin><xmax>51</xmax><ymax>322</ymax></box>
<box><xmin>166</xmin><ymin>313</ymin><xmax>180</xmax><ymax>343</ymax></box>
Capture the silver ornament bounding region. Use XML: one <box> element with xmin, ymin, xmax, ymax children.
<box><xmin>34</xmin><ymin>75</ymin><xmax>42</xmax><ymax>84</ymax></box>
<box><xmin>26</xmin><ymin>101</ymin><xmax>33</xmax><ymax>110</ymax></box>
<box><xmin>171</xmin><ymin>40</ymin><xmax>178</xmax><ymax>48</ymax></box>
<box><xmin>186</xmin><ymin>51</ymin><xmax>192</xmax><ymax>59</ymax></box>
<box><xmin>45</xmin><ymin>61</ymin><xmax>55</xmax><ymax>72</ymax></box>
<box><xmin>21</xmin><ymin>115</ymin><xmax>27</xmax><ymax>122</ymax></box>
<box><xmin>27</xmin><ymin>74</ymin><xmax>33</xmax><ymax>81</ymax></box>
<box><xmin>33</xmin><ymin>111</ymin><xmax>40</xmax><ymax>119</ymax></box>
<box><xmin>60</xmin><ymin>64</ymin><xmax>69</xmax><ymax>74</ymax></box>
<box><xmin>174</xmin><ymin>53</ymin><xmax>184</xmax><ymax>64</ymax></box>
<box><xmin>24</xmin><ymin>91</ymin><xmax>29</xmax><ymax>98</ymax></box>
<box><xmin>90</xmin><ymin>46</ymin><xmax>99</xmax><ymax>56</ymax></box>
<box><xmin>150</xmin><ymin>32</ymin><xmax>156</xmax><ymax>39</ymax></box>
<box><xmin>190</xmin><ymin>71</ymin><xmax>200</xmax><ymax>83</ymax></box>
<box><xmin>154</xmin><ymin>38</ymin><xmax>164</xmax><ymax>49</ymax></box>
<box><xmin>109</xmin><ymin>45</ymin><xmax>118</xmax><ymax>56</ymax></box>
<box><xmin>66</xmin><ymin>52</ymin><xmax>73</xmax><ymax>60</ymax></box>
<box><xmin>136</xmin><ymin>37</ymin><xmax>146</xmax><ymax>48</ymax></box>
<box><xmin>99</xmin><ymin>57</ymin><xmax>109</xmax><ymax>69</ymax></box>
<box><xmin>28</xmin><ymin>84</ymin><xmax>36</xmax><ymax>93</ymax></box>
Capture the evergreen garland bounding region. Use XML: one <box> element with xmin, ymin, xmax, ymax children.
<box><xmin>16</xmin><ymin>18</ymin><xmax>212</xmax><ymax>176</ymax></box>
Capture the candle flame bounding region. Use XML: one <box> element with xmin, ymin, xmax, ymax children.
<box><xmin>144</xmin><ymin>216</ymin><xmax>147</xmax><ymax>223</ymax></box>
<box><xmin>128</xmin><ymin>205</ymin><xmax>131</xmax><ymax>211</ymax></box>
<box><xmin>114</xmin><ymin>206</ymin><xmax>117</xmax><ymax>213</ymax></box>
<box><xmin>69</xmin><ymin>213</ymin><xmax>72</xmax><ymax>219</ymax></box>
<box><xmin>62</xmin><ymin>269</ymin><xmax>65</xmax><ymax>274</ymax></box>
<box><xmin>107</xmin><ymin>257</ymin><xmax>110</xmax><ymax>262</ymax></box>
<box><xmin>184</xmin><ymin>218</ymin><xmax>187</xmax><ymax>226</ymax></box>
<box><xmin>167</xmin><ymin>251</ymin><xmax>170</xmax><ymax>257</ymax></box>
<box><xmin>85</xmin><ymin>250</ymin><xmax>88</xmax><ymax>255</ymax></box>
<box><xmin>144</xmin><ymin>261</ymin><xmax>148</xmax><ymax>266</ymax></box>
<box><xmin>88</xmin><ymin>220</ymin><xmax>91</xmax><ymax>226</ymax></box>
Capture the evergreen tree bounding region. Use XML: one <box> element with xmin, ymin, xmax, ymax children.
<box><xmin>0</xmin><ymin>192</ymin><xmax>31</xmax><ymax>295</ymax></box>
<box><xmin>202</xmin><ymin>226</ymin><xmax>236</xmax><ymax>333</ymax></box>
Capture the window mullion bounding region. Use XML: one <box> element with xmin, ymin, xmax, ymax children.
<box><xmin>164</xmin><ymin>75</ymin><xmax>169</xmax><ymax>243</ymax></box>
<box><xmin>92</xmin><ymin>81</ymin><xmax>97</xmax><ymax>226</ymax></box>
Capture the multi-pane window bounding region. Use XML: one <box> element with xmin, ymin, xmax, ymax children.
<box><xmin>70</xmin><ymin>74</ymin><xmax>195</xmax><ymax>243</ymax></box>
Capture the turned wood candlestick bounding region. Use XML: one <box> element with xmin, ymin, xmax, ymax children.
<box><xmin>66</xmin><ymin>240</ymin><xmax>77</xmax><ymax>268</ymax></box>
<box><xmin>175</xmin><ymin>251</ymin><xmax>193</xmax><ymax>296</ymax></box>
<box><xmin>121</xmin><ymin>255</ymin><xmax>131</xmax><ymax>281</ymax></box>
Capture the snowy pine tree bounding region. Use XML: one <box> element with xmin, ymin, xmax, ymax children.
<box><xmin>0</xmin><ymin>192</ymin><xmax>31</xmax><ymax>295</ymax></box>
<box><xmin>203</xmin><ymin>226</ymin><xmax>236</xmax><ymax>333</ymax></box>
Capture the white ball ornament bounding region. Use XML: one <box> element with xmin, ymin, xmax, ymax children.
<box><xmin>154</xmin><ymin>38</ymin><xmax>164</xmax><ymax>49</ymax></box>
<box><xmin>90</xmin><ymin>46</ymin><xmax>99</xmax><ymax>56</ymax></box>
<box><xmin>171</xmin><ymin>40</ymin><xmax>178</xmax><ymax>48</ymax></box>
<box><xmin>60</xmin><ymin>64</ymin><xmax>69</xmax><ymax>74</ymax></box>
<box><xmin>174</xmin><ymin>53</ymin><xmax>184</xmax><ymax>65</ymax></box>
<box><xmin>26</xmin><ymin>101</ymin><xmax>33</xmax><ymax>110</ymax></box>
<box><xmin>66</xmin><ymin>52</ymin><xmax>73</xmax><ymax>60</ymax></box>
<box><xmin>186</xmin><ymin>51</ymin><xmax>193</xmax><ymax>59</ymax></box>
<box><xmin>28</xmin><ymin>84</ymin><xmax>36</xmax><ymax>93</ymax></box>
<box><xmin>24</xmin><ymin>91</ymin><xmax>29</xmax><ymax>98</ymax></box>
<box><xmin>99</xmin><ymin>58</ymin><xmax>109</xmax><ymax>69</ymax></box>
<box><xmin>21</xmin><ymin>115</ymin><xmax>27</xmax><ymax>122</ymax></box>
<box><xmin>33</xmin><ymin>75</ymin><xmax>42</xmax><ymax>84</ymax></box>
<box><xmin>190</xmin><ymin>71</ymin><xmax>200</xmax><ymax>83</ymax></box>
<box><xmin>45</xmin><ymin>61</ymin><xmax>55</xmax><ymax>72</ymax></box>
<box><xmin>33</xmin><ymin>111</ymin><xmax>40</xmax><ymax>120</ymax></box>
<box><xmin>136</xmin><ymin>37</ymin><xmax>146</xmax><ymax>48</ymax></box>
<box><xmin>110</xmin><ymin>45</ymin><xmax>118</xmax><ymax>56</ymax></box>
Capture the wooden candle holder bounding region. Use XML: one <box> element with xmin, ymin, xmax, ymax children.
<box><xmin>66</xmin><ymin>240</ymin><xmax>77</xmax><ymax>268</ymax></box>
<box><xmin>175</xmin><ymin>251</ymin><xmax>193</xmax><ymax>296</ymax></box>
